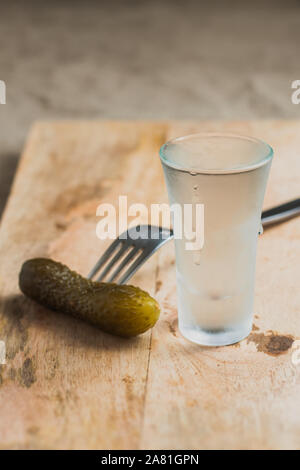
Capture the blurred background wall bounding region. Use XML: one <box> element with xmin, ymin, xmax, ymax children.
<box><xmin>0</xmin><ymin>0</ymin><xmax>300</xmax><ymax>215</ymax></box>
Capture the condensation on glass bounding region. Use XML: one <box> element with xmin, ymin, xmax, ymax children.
<box><xmin>160</xmin><ymin>133</ymin><xmax>273</xmax><ymax>346</ymax></box>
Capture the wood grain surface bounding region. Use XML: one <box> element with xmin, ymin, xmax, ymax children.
<box><xmin>0</xmin><ymin>120</ymin><xmax>299</xmax><ymax>450</ymax></box>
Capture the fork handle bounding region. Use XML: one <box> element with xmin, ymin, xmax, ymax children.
<box><xmin>167</xmin><ymin>199</ymin><xmax>300</xmax><ymax>238</ymax></box>
<box><xmin>261</xmin><ymin>198</ymin><xmax>300</xmax><ymax>227</ymax></box>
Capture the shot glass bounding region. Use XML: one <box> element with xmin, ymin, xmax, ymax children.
<box><xmin>159</xmin><ymin>133</ymin><xmax>273</xmax><ymax>346</ymax></box>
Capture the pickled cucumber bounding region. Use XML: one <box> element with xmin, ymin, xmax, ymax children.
<box><xmin>19</xmin><ymin>258</ymin><xmax>160</xmax><ymax>337</ymax></box>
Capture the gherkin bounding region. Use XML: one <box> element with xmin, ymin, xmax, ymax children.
<box><xmin>19</xmin><ymin>258</ymin><xmax>160</xmax><ymax>337</ymax></box>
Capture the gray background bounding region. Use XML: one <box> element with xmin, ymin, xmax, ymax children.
<box><xmin>0</xmin><ymin>0</ymin><xmax>300</xmax><ymax>216</ymax></box>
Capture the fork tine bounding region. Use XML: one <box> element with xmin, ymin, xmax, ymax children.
<box><xmin>87</xmin><ymin>238</ymin><xmax>120</xmax><ymax>279</ymax></box>
<box><xmin>106</xmin><ymin>246</ymin><xmax>140</xmax><ymax>283</ymax></box>
<box><xmin>118</xmin><ymin>248</ymin><xmax>153</xmax><ymax>285</ymax></box>
<box><xmin>96</xmin><ymin>243</ymin><xmax>128</xmax><ymax>281</ymax></box>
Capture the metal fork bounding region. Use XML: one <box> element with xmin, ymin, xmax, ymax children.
<box><xmin>88</xmin><ymin>225</ymin><xmax>173</xmax><ymax>285</ymax></box>
<box><xmin>261</xmin><ymin>197</ymin><xmax>300</xmax><ymax>226</ymax></box>
<box><xmin>88</xmin><ymin>198</ymin><xmax>300</xmax><ymax>285</ymax></box>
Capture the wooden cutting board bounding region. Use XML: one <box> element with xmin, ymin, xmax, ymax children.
<box><xmin>0</xmin><ymin>120</ymin><xmax>299</xmax><ymax>450</ymax></box>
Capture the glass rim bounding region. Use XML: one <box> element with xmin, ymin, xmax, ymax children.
<box><xmin>159</xmin><ymin>132</ymin><xmax>274</xmax><ymax>175</ymax></box>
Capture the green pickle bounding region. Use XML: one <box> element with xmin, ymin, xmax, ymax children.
<box><xmin>19</xmin><ymin>258</ymin><xmax>160</xmax><ymax>337</ymax></box>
